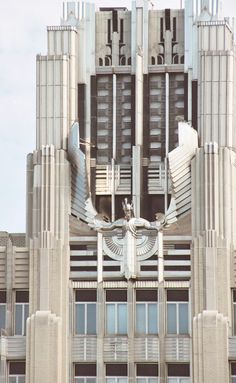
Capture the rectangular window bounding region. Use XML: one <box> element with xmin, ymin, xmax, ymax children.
<box><xmin>136</xmin><ymin>290</ymin><xmax>158</xmax><ymax>334</ymax></box>
<box><xmin>167</xmin><ymin>290</ymin><xmax>189</xmax><ymax>335</ymax></box>
<box><xmin>232</xmin><ymin>362</ymin><xmax>236</xmax><ymax>383</ymax></box>
<box><xmin>173</xmin><ymin>17</ymin><xmax>177</xmax><ymax>41</ymax></box>
<box><xmin>136</xmin><ymin>364</ymin><xmax>159</xmax><ymax>382</ymax></box>
<box><xmin>75</xmin><ymin>290</ymin><xmax>97</xmax><ymax>335</ymax></box>
<box><xmin>106</xmin><ymin>291</ymin><xmax>127</xmax><ymax>335</ymax></box>
<box><xmin>106</xmin><ymin>364</ymin><xmax>127</xmax><ymax>383</ymax></box>
<box><xmin>9</xmin><ymin>361</ymin><xmax>25</xmax><ymax>383</ymax></box>
<box><xmin>74</xmin><ymin>363</ymin><xmax>96</xmax><ymax>383</ymax></box>
<box><xmin>167</xmin><ymin>364</ymin><xmax>190</xmax><ymax>383</ymax></box>
<box><xmin>15</xmin><ymin>291</ymin><xmax>29</xmax><ymax>336</ymax></box>
<box><xmin>160</xmin><ymin>18</ymin><xmax>164</xmax><ymax>41</ymax></box>
<box><xmin>232</xmin><ymin>291</ymin><xmax>236</xmax><ymax>335</ymax></box>
<box><xmin>136</xmin><ymin>379</ymin><xmax>159</xmax><ymax>383</ymax></box>
<box><xmin>167</xmin><ymin>379</ymin><xmax>190</xmax><ymax>383</ymax></box>
<box><xmin>0</xmin><ymin>290</ymin><xmax>6</xmax><ymax>331</ymax></box>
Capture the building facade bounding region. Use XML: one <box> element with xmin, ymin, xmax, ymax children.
<box><xmin>1</xmin><ymin>0</ymin><xmax>236</xmax><ymax>382</ymax></box>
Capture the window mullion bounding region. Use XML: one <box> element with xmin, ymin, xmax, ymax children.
<box><xmin>22</xmin><ymin>303</ymin><xmax>25</xmax><ymax>335</ymax></box>
<box><xmin>85</xmin><ymin>303</ymin><xmax>87</xmax><ymax>335</ymax></box>
<box><xmin>115</xmin><ymin>303</ymin><xmax>118</xmax><ymax>334</ymax></box>
<box><xmin>177</xmin><ymin>303</ymin><xmax>179</xmax><ymax>335</ymax></box>
<box><xmin>146</xmin><ymin>303</ymin><xmax>148</xmax><ymax>334</ymax></box>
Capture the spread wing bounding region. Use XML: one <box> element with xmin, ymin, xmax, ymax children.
<box><xmin>166</xmin><ymin>122</ymin><xmax>198</xmax><ymax>224</ymax></box>
<box><xmin>68</xmin><ymin>122</ymin><xmax>98</xmax><ymax>226</ymax></box>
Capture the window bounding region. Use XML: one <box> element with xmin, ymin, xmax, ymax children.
<box><xmin>136</xmin><ymin>379</ymin><xmax>158</xmax><ymax>383</ymax></box>
<box><xmin>106</xmin><ymin>364</ymin><xmax>128</xmax><ymax>383</ymax></box>
<box><xmin>232</xmin><ymin>291</ymin><xmax>236</xmax><ymax>335</ymax></box>
<box><xmin>136</xmin><ymin>290</ymin><xmax>158</xmax><ymax>334</ymax></box>
<box><xmin>167</xmin><ymin>364</ymin><xmax>190</xmax><ymax>383</ymax></box>
<box><xmin>106</xmin><ymin>290</ymin><xmax>127</xmax><ymax>335</ymax></box>
<box><xmin>0</xmin><ymin>290</ymin><xmax>6</xmax><ymax>331</ymax></box>
<box><xmin>167</xmin><ymin>290</ymin><xmax>189</xmax><ymax>335</ymax></box>
<box><xmin>136</xmin><ymin>364</ymin><xmax>159</xmax><ymax>382</ymax></box>
<box><xmin>232</xmin><ymin>362</ymin><xmax>236</xmax><ymax>383</ymax></box>
<box><xmin>15</xmin><ymin>291</ymin><xmax>29</xmax><ymax>336</ymax></box>
<box><xmin>75</xmin><ymin>290</ymin><xmax>97</xmax><ymax>335</ymax></box>
<box><xmin>74</xmin><ymin>364</ymin><xmax>96</xmax><ymax>383</ymax></box>
<box><xmin>9</xmin><ymin>361</ymin><xmax>25</xmax><ymax>383</ymax></box>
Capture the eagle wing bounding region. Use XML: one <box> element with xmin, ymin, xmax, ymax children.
<box><xmin>166</xmin><ymin>122</ymin><xmax>198</xmax><ymax>224</ymax></box>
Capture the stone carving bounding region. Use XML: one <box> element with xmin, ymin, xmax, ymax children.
<box><xmin>100</xmin><ymin>198</ymin><xmax>166</xmax><ymax>279</ymax></box>
<box><xmin>68</xmin><ymin>121</ymin><xmax>198</xmax><ymax>279</ymax></box>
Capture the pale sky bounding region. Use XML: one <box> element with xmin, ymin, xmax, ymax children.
<box><xmin>0</xmin><ymin>0</ymin><xmax>235</xmax><ymax>233</ymax></box>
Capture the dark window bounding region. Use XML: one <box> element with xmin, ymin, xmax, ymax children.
<box><xmin>105</xmin><ymin>56</ymin><xmax>111</xmax><ymax>66</ymax></box>
<box><xmin>107</xmin><ymin>19</ymin><xmax>111</xmax><ymax>43</ymax></box>
<box><xmin>231</xmin><ymin>362</ymin><xmax>236</xmax><ymax>381</ymax></box>
<box><xmin>173</xmin><ymin>55</ymin><xmax>179</xmax><ymax>64</ymax></box>
<box><xmin>9</xmin><ymin>361</ymin><xmax>25</xmax><ymax>375</ymax></box>
<box><xmin>167</xmin><ymin>290</ymin><xmax>188</xmax><ymax>302</ymax></box>
<box><xmin>106</xmin><ymin>290</ymin><xmax>127</xmax><ymax>302</ymax></box>
<box><xmin>16</xmin><ymin>291</ymin><xmax>29</xmax><ymax>303</ymax></box>
<box><xmin>75</xmin><ymin>290</ymin><xmax>97</xmax><ymax>302</ymax></box>
<box><xmin>106</xmin><ymin>364</ymin><xmax>127</xmax><ymax>376</ymax></box>
<box><xmin>112</xmin><ymin>10</ymin><xmax>118</xmax><ymax>32</ymax></box>
<box><xmin>165</xmin><ymin>9</ymin><xmax>171</xmax><ymax>31</ymax></box>
<box><xmin>173</xmin><ymin>17</ymin><xmax>176</xmax><ymax>41</ymax></box>
<box><xmin>0</xmin><ymin>291</ymin><xmax>6</xmax><ymax>303</ymax></box>
<box><xmin>168</xmin><ymin>364</ymin><xmax>190</xmax><ymax>377</ymax></box>
<box><xmin>136</xmin><ymin>290</ymin><xmax>157</xmax><ymax>302</ymax></box>
<box><xmin>174</xmin><ymin>243</ymin><xmax>190</xmax><ymax>250</ymax></box>
<box><xmin>120</xmin><ymin>19</ymin><xmax>124</xmax><ymax>42</ymax></box>
<box><xmin>120</xmin><ymin>56</ymin><xmax>126</xmax><ymax>65</ymax></box>
<box><xmin>75</xmin><ymin>363</ymin><xmax>96</xmax><ymax>376</ymax></box>
<box><xmin>0</xmin><ymin>290</ymin><xmax>6</xmax><ymax>331</ymax></box>
<box><xmin>192</xmin><ymin>80</ymin><xmax>198</xmax><ymax>130</ymax></box>
<box><xmin>160</xmin><ymin>18</ymin><xmax>164</xmax><ymax>41</ymax></box>
<box><xmin>137</xmin><ymin>364</ymin><xmax>159</xmax><ymax>376</ymax></box>
<box><xmin>157</xmin><ymin>55</ymin><xmax>163</xmax><ymax>64</ymax></box>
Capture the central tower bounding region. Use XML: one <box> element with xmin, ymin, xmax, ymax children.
<box><xmin>16</xmin><ymin>1</ymin><xmax>236</xmax><ymax>383</ymax></box>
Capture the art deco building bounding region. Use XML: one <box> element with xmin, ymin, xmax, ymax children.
<box><xmin>1</xmin><ymin>0</ymin><xmax>236</xmax><ymax>382</ymax></box>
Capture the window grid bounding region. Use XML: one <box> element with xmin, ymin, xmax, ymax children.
<box><xmin>74</xmin><ymin>378</ymin><xmax>96</xmax><ymax>383</ymax></box>
<box><xmin>0</xmin><ymin>303</ymin><xmax>6</xmax><ymax>331</ymax></box>
<box><xmin>75</xmin><ymin>303</ymin><xmax>97</xmax><ymax>335</ymax></box>
<box><xmin>167</xmin><ymin>302</ymin><xmax>189</xmax><ymax>335</ymax></box>
<box><xmin>106</xmin><ymin>378</ymin><xmax>128</xmax><ymax>383</ymax></box>
<box><xmin>167</xmin><ymin>378</ymin><xmax>190</xmax><ymax>383</ymax></box>
<box><xmin>106</xmin><ymin>303</ymin><xmax>127</xmax><ymax>335</ymax></box>
<box><xmin>15</xmin><ymin>303</ymin><xmax>29</xmax><ymax>336</ymax></box>
<box><xmin>9</xmin><ymin>376</ymin><xmax>25</xmax><ymax>383</ymax></box>
<box><xmin>232</xmin><ymin>291</ymin><xmax>236</xmax><ymax>335</ymax></box>
<box><xmin>136</xmin><ymin>378</ymin><xmax>159</xmax><ymax>383</ymax></box>
<box><xmin>136</xmin><ymin>302</ymin><xmax>158</xmax><ymax>335</ymax></box>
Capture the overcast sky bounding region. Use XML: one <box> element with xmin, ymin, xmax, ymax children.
<box><xmin>0</xmin><ymin>0</ymin><xmax>235</xmax><ymax>233</ymax></box>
